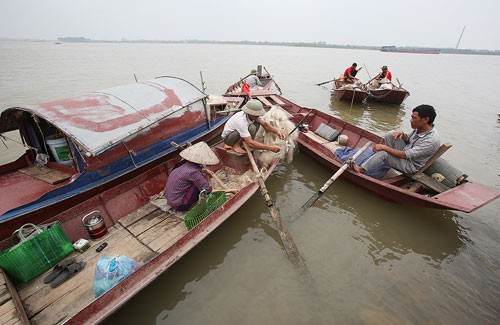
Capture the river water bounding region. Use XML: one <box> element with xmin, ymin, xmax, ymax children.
<box><xmin>1</xmin><ymin>41</ymin><xmax>499</xmax><ymax>324</ymax></box>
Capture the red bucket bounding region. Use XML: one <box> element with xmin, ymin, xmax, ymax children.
<box><xmin>82</xmin><ymin>211</ymin><xmax>108</xmax><ymax>240</ymax></box>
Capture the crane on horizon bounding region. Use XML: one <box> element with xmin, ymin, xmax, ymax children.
<box><xmin>456</xmin><ymin>25</ymin><xmax>466</xmax><ymax>49</ymax></box>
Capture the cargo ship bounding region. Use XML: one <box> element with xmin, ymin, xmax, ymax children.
<box><xmin>380</xmin><ymin>46</ymin><xmax>440</xmax><ymax>54</ymax></box>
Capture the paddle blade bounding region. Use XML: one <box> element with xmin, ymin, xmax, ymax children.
<box><xmin>315</xmin><ymin>79</ymin><xmax>334</xmax><ymax>86</ymax></box>
<box><xmin>301</xmin><ymin>192</ymin><xmax>322</xmax><ymax>209</ymax></box>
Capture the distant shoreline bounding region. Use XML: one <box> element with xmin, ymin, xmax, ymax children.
<box><xmin>1</xmin><ymin>37</ymin><xmax>499</xmax><ymax>56</ymax></box>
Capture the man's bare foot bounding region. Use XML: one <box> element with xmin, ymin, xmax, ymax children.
<box><xmin>347</xmin><ymin>158</ymin><xmax>364</xmax><ymax>173</ymax></box>
<box><xmin>231</xmin><ymin>142</ymin><xmax>246</xmax><ymax>154</ymax></box>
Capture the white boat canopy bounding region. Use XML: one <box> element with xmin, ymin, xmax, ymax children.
<box><xmin>0</xmin><ymin>77</ymin><xmax>207</xmax><ymax>156</ymax></box>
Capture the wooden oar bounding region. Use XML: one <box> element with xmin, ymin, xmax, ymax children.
<box><xmin>291</xmin><ymin>141</ymin><xmax>373</xmax><ymax>218</ymax></box>
<box><xmin>287</xmin><ymin>109</ymin><xmax>314</xmax><ymax>136</ymax></box>
<box><xmin>242</xmin><ymin>142</ymin><xmax>310</xmax><ymax>276</ymax></box>
<box><xmin>263</xmin><ymin>67</ymin><xmax>283</xmax><ymax>95</ymax></box>
<box><xmin>363</xmin><ymin>64</ymin><xmax>372</xmax><ymax>79</ymax></box>
<box><xmin>362</xmin><ymin>75</ymin><xmax>378</xmax><ymax>87</ymax></box>
<box><xmin>316</xmin><ymin>78</ymin><xmax>336</xmax><ymax>86</ymax></box>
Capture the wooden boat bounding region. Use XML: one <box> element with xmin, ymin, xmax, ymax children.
<box><xmin>332</xmin><ymin>79</ymin><xmax>368</xmax><ymax>103</ymax></box>
<box><xmin>230</xmin><ymin>89</ymin><xmax>500</xmax><ymax>213</ymax></box>
<box><xmin>0</xmin><ymin>76</ymin><xmax>243</xmax><ymax>246</ymax></box>
<box><xmin>367</xmin><ymin>82</ymin><xmax>410</xmax><ymax>105</ymax></box>
<box><xmin>1</xmin><ymin>140</ymin><xmax>280</xmax><ymax>324</ymax></box>
<box><xmin>225</xmin><ymin>65</ymin><xmax>282</xmax><ymax>95</ymax></box>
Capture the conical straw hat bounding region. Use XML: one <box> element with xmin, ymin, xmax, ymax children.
<box><xmin>180</xmin><ymin>142</ymin><xmax>219</xmax><ymax>165</ymax></box>
<box><xmin>242</xmin><ymin>99</ymin><xmax>265</xmax><ymax>116</ymax></box>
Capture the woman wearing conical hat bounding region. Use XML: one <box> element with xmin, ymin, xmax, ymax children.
<box><xmin>164</xmin><ymin>142</ymin><xmax>232</xmax><ymax>211</ymax></box>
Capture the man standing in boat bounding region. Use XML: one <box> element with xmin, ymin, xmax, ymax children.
<box><xmin>222</xmin><ymin>99</ymin><xmax>285</xmax><ymax>154</ymax></box>
<box><xmin>343</xmin><ymin>63</ymin><xmax>362</xmax><ymax>83</ymax></box>
<box><xmin>351</xmin><ymin>104</ymin><xmax>441</xmax><ymax>175</ymax></box>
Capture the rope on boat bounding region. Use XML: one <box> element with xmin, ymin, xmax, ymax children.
<box><xmin>122</xmin><ymin>142</ymin><xmax>139</xmax><ymax>168</ymax></box>
<box><xmin>33</xmin><ymin>114</ymin><xmax>50</xmax><ymax>155</ymax></box>
<box><xmin>0</xmin><ymin>133</ymin><xmax>38</xmax><ymax>152</ymax></box>
<box><xmin>368</xmin><ymin>88</ymin><xmax>396</xmax><ymax>99</ymax></box>
<box><xmin>367</xmin><ymin>84</ymin><xmax>405</xmax><ymax>99</ymax></box>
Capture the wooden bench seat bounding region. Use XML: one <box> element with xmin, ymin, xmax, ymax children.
<box><xmin>406</xmin><ymin>143</ymin><xmax>452</xmax><ymax>193</ymax></box>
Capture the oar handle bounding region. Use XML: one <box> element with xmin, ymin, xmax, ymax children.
<box><xmin>287</xmin><ymin>109</ymin><xmax>314</xmax><ymax>136</ymax></box>
<box><xmin>319</xmin><ymin>141</ymin><xmax>373</xmax><ymax>193</ymax></box>
<box><xmin>316</xmin><ymin>78</ymin><xmax>336</xmax><ymax>86</ymax></box>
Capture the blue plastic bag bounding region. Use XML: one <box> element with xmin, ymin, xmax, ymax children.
<box><xmin>335</xmin><ymin>146</ymin><xmax>390</xmax><ymax>179</ymax></box>
<box><xmin>93</xmin><ymin>255</ymin><xmax>141</xmax><ymax>298</ymax></box>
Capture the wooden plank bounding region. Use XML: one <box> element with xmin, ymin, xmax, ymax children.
<box><xmin>146</xmin><ymin>223</ymin><xmax>188</xmax><ymax>254</ymax></box>
<box><xmin>0</xmin><ymin>300</ymin><xmax>17</xmax><ymax>322</ymax></box>
<box><xmin>415</xmin><ymin>143</ymin><xmax>452</xmax><ymax>174</ymax></box>
<box><xmin>18</xmin><ymin>165</ymin><xmax>71</xmax><ymax>185</ymax></box>
<box><xmin>138</xmin><ymin>217</ymin><xmax>187</xmax><ymax>253</ymax></box>
<box><xmin>0</xmin><ymin>269</ymin><xmax>29</xmax><ymax>325</ymax></box>
<box><xmin>411</xmin><ymin>173</ymin><xmax>449</xmax><ymax>193</ymax></box>
<box><xmin>118</xmin><ymin>202</ymin><xmax>158</xmax><ymax>228</ymax></box>
<box><xmin>0</xmin><ymin>285</ymin><xmax>10</xmax><ymax>305</ymax></box>
<box><xmin>19</xmin><ymin>225</ymin><xmax>156</xmax><ymax>322</ymax></box>
<box><xmin>4</xmin><ymin>319</ymin><xmax>22</xmax><ymax>325</ymax></box>
<box><xmin>29</xmin><ymin>276</ymin><xmax>92</xmax><ymax>324</ymax></box>
<box><xmin>269</xmin><ymin>95</ymin><xmax>285</xmax><ymax>105</ymax></box>
<box><xmin>126</xmin><ymin>209</ymin><xmax>169</xmax><ymax>236</ymax></box>
<box><xmin>256</xmin><ymin>96</ymin><xmax>272</xmax><ymax>107</ymax></box>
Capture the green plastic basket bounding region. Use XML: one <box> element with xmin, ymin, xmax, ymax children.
<box><xmin>184</xmin><ymin>191</ymin><xmax>227</xmax><ymax>230</ymax></box>
<box><xmin>0</xmin><ymin>222</ymin><xmax>74</xmax><ymax>282</ymax></box>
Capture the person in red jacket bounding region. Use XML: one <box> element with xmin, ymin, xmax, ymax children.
<box><xmin>375</xmin><ymin>65</ymin><xmax>392</xmax><ymax>83</ymax></box>
<box><xmin>343</xmin><ymin>63</ymin><xmax>362</xmax><ymax>83</ymax></box>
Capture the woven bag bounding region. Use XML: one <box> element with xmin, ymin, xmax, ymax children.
<box><xmin>0</xmin><ymin>223</ymin><xmax>74</xmax><ymax>282</ymax></box>
<box><xmin>184</xmin><ymin>191</ymin><xmax>227</xmax><ymax>230</ymax></box>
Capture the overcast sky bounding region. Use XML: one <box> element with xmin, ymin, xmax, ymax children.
<box><xmin>1</xmin><ymin>0</ymin><xmax>499</xmax><ymax>50</ymax></box>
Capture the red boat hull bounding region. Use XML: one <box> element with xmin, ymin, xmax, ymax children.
<box><xmin>367</xmin><ymin>88</ymin><xmax>410</xmax><ymax>104</ymax></box>
<box><xmin>254</xmin><ymin>92</ymin><xmax>499</xmax><ymax>212</ymax></box>
<box><xmin>332</xmin><ymin>80</ymin><xmax>368</xmax><ymax>103</ymax></box>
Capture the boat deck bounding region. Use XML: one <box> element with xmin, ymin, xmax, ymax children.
<box><xmin>301</xmin><ymin>129</ymin><xmax>402</xmax><ymax>180</ymax></box>
<box><xmin>0</xmin><ymin>165</ymin><xmax>72</xmax><ymax>215</ymax></box>
<box><xmin>1</xmin><ymin>269</ymin><xmax>27</xmax><ymax>325</ymax></box>
<box><xmin>15</xmin><ymin>203</ymin><xmax>187</xmax><ymax>324</ymax></box>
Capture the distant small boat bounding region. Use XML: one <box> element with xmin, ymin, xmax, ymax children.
<box><xmin>225</xmin><ymin>69</ymin><xmax>500</xmax><ymax>212</ymax></box>
<box><xmin>54</xmin><ymin>42</ymin><xmax>62</xmax><ymax>45</ymax></box>
<box><xmin>332</xmin><ymin>79</ymin><xmax>368</xmax><ymax>103</ymax></box>
<box><xmin>380</xmin><ymin>46</ymin><xmax>440</xmax><ymax>54</ymax></box>
<box><xmin>366</xmin><ymin>83</ymin><xmax>410</xmax><ymax>105</ymax></box>
<box><xmin>225</xmin><ymin>65</ymin><xmax>282</xmax><ymax>95</ymax></box>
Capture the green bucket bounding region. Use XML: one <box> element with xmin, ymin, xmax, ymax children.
<box><xmin>184</xmin><ymin>191</ymin><xmax>227</xmax><ymax>230</ymax></box>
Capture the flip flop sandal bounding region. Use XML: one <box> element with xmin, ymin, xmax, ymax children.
<box><xmin>50</xmin><ymin>261</ymin><xmax>86</xmax><ymax>288</ymax></box>
<box><xmin>43</xmin><ymin>257</ymin><xmax>76</xmax><ymax>284</ymax></box>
